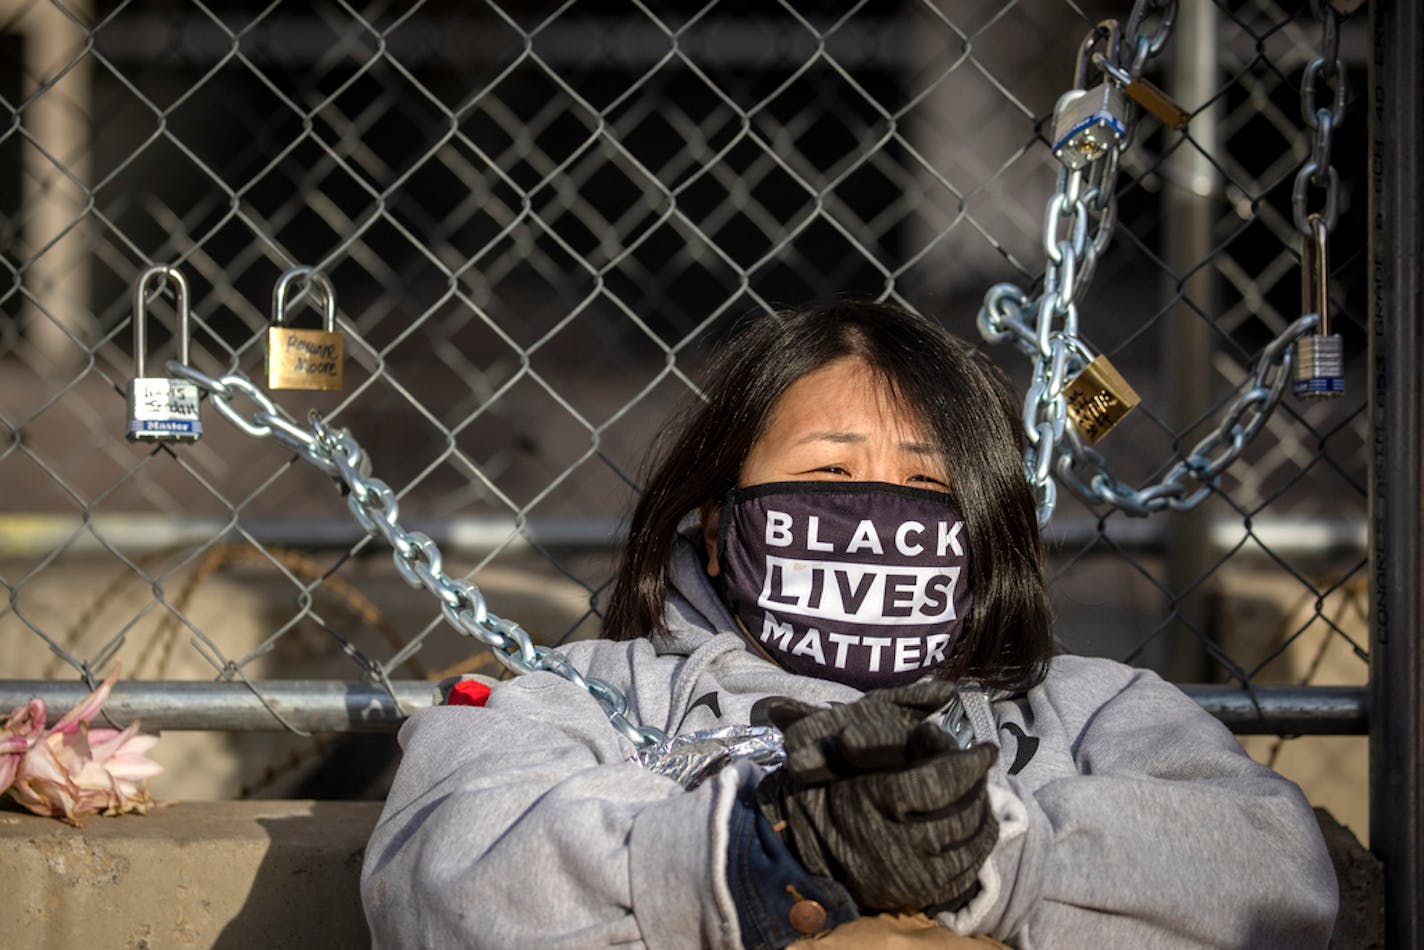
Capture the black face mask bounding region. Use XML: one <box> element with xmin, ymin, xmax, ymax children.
<box><xmin>716</xmin><ymin>481</ymin><xmax>972</xmax><ymax>691</ymax></box>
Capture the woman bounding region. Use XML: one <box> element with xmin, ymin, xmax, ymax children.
<box><xmin>361</xmin><ymin>301</ymin><xmax>1337</xmax><ymax>949</ymax></box>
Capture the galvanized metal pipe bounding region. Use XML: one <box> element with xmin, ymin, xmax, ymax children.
<box><xmin>0</xmin><ymin>680</ymin><xmax>442</xmax><ymax>733</ymax></box>
<box><xmin>0</xmin><ymin>680</ymin><xmax>1367</xmax><ymax>735</ymax></box>
<box><xmin>8</xmin><ymin>0</ymin><xmax>96</xmax><ymax>371</ymax></box>
<box><xmin>1369</xmin><ymin>0</ymin><xmax>1424</xmax><ymax>942</ymax></box>
<box><xmin>1155</xmin><ymin>0</ymin><xmax>1222</xmax><ymax>683</ymax></box>
<box><xmin>1184</xmin><ymin>684</ymin><xmax>1366</xmax><ymax>735</ymax></box>
<box><xmin>0</xmin><ymin>512</ymin><xmax>1367</xmax><ymax>559</ymax></box>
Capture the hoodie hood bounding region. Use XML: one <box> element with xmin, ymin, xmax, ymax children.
<box><xmin>652</xmin><ymin>533</ymin><xmax>743</xmax><ymax>657</ymax></box>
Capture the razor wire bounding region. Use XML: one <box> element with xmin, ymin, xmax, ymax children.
<box><xmin>977</xmin><ymin>0</ymin><xmax>1343</xmax><ymax>525</ymax></box>
<box><xmin>166</xmin><ymin>361</ymin><xmax>668</xmax><ymax>751</ymax></box>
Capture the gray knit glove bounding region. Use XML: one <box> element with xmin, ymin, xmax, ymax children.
<box><xmin>755</xmin><ymin>681</ymin><xmax>999</xmax><ymax>913</ymax></box>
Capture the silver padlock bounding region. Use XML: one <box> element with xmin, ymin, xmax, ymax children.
<box><xmin>1052</xmin><ymin>21</ymin><xmax>1128</xmax><ymax>171</ymax></box>
<box><xmin>125</xmin><ymin>266</ymin><xmax>203</xmax><ymax>442</ymax></box>
<box><xmin>1293</xmin><ymin>214</ymin><xmax>1344</xmax><ymax>399</ymax></box>
<box><xmin>1052</xmin><ymin>86</ymin><xmax>1129</xmax><ymax>170</ymax></box>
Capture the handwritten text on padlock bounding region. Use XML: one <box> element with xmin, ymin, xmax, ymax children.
<box><xmin>284</xmin><ymin>334</ymin><xmax>340</xmax><ymax>377</ymax></box>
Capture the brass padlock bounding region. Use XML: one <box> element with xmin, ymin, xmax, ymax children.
<box><xmin>1092</xmin><ymin>54</ymin><xmax>1190</xmax><ymax>131</ymax></box>
<box><xmin>1063</xmin><ymin>355</ymin><xmax>1140</xmax><ymax>443</ymax></box>
<box><xmin>267</xmin><ymin>267</ymin><xmax>343</xmax><ymax>391</ymax></box>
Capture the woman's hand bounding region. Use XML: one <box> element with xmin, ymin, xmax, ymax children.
<box><xmin>755</xmin><ymin>681</ymin><xmax>999</xmax><ymax>913</ymax></box>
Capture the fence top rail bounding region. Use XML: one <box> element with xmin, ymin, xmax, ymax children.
<box><xmin>0</xmin><ymin>513</ymin><xmax>1368</xmax><ymax>560</ymax></box>
<box><xmin>0</xmin><ymin>680</ymin><xmax>1368</xmax><ymax>736</ymax></box>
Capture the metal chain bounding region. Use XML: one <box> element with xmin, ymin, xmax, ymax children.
<box><xmin>1294</xmin><ymin>0</ymin><xmax>1344</xmax><ymax>235</ymax></box>
<box><xmin>979</xmin><ymin>0</ymin><xmax>1327</xmax><ymax>525</ymax></box>
<box><xmin>977</xmin><ymin>3</ymin><xmax>1169</xmax><ymax>524</ymax></box>
<box><xmin>1123</xmin><ymin>0</ymin><xmax>1176</xmax><ymax>75</ymax></box>
<box><xmin>1056</xmin><ymin>313</ymin><xmax>1313</xmax><ymax>515</ymax></box>
<box><xmin>167</xmin><ymin>361</ymin><xmax>669</xmax><ymax>750</ymax></box>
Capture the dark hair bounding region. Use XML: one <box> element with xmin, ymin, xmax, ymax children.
<box><xmin>603</xmin><ymin>300</ymin><xmax>1053</xmax><ymax>692</ymax></box>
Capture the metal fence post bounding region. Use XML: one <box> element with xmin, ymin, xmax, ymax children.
<box><xmin>1156</xmin><ymin>0</ymin><xmax>1220</xmax><ymax>682</ymax></box>
<box><xmin>3</xmin><ymin>0</ymin><xmax>95</xmax><ymax>370</ymax></box>
<box><xmin>1369</xmin><ymin>0</ymin><xmax>1424</xmax><ymax>943</ymax></box>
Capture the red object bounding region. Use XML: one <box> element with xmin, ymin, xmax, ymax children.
<box><xmin>447</xmin><ymin>680</ymin><xmax>491</xmax><ymax>707</ymax></box>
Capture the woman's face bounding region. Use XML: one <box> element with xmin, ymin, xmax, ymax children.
<box><xmin>703</xmin><ymin>356</ymin><xmax>949</xmax><ymax>576</ymax></box>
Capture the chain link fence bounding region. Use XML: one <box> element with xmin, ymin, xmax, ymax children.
<box><xmin>0</xmin><ymin>0</ymin><xmax>1372</xmax><ymax>818</ymax></box>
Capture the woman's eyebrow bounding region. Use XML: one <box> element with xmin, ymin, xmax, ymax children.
<box><xmin>794</xmin><ymin>430</ymin><xmax>866</xmax><ymax>446</ymax></box>
<box><xmin>793</xmin><ymin>430</ymin><xmax>938</xmax><ymax>455</ymax></box>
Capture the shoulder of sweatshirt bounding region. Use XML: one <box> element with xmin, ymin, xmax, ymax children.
<box><xmin>993</xmin><ymin>653</ymin><xmax>1272</xmax><ymax>787</ymax></box>
<box><xmin>1022</xmin><ymin>653</ymin><xmax>1196</xmax><ymax>730</ymax></box>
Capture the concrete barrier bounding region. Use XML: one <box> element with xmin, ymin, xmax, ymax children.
<box><xmin>0</xmin><ymin>801</ymin><xmax>377</xmax><ymax>949</ymax></box>
<box><xmin>0</xmin><ymin>802</ymin><xmax>1381</xmax><ymax>948</ymax></box>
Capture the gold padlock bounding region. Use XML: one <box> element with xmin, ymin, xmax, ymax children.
<box><xmin>1063</xmin><ymin>355</ymin><xmax>1140</xmax><ymax>443</ymax></box>
<box><xmin>267</xmin><ymin>267</ymin><xmax>343</xmax><ymax>391</ymax></box>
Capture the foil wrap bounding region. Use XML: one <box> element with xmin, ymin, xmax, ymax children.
<box><xmin>637</xmin><ymin>724</ymin><xmax>786</xmax><ymax>789</ymax></box>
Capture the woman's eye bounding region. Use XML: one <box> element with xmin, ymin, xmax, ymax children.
<box><xmin>815</xmin><ymin>466</ymin><xmax>850</xmax><ymax>476</ymax></box>
<box><xmin>909</xmin><ymin>474</ymin><xmax>949</xmax><ymax>489</ymax></box>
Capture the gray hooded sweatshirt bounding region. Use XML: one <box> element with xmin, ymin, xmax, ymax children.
<box><xmin>361</xmin><ymin>538</ymin><xmax>1338</xmax><ymax>948</ymax></box>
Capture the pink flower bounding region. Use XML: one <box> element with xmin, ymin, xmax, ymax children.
<box><xmin>0</xmin><ymin>699</ymin><xmax>46</xmax><ymax>791</ymax></box>
<box><xmin>0</xmin><ymin>670</ymin><xmax>162</xmax><ymax>825</ymax></box>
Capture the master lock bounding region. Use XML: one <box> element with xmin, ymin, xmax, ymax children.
<box><xmin>1051</xmin><ymin>21</ymin><xmax>1128</xmax><ymax>171</ymax></box>
<box><xmin>1293</xmin><ymin>215</ymin><xmax>1344</xmax><ymax>399</ymax></box>
<box><xmin>126</xmin><ymin>266</ymin><xmax>203</xmax><ymax>443</ymax></box>
<box><xmin>267</xmin><ymin>267</ymin><xmax>343</xmax><ymax>391</ymax></box>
